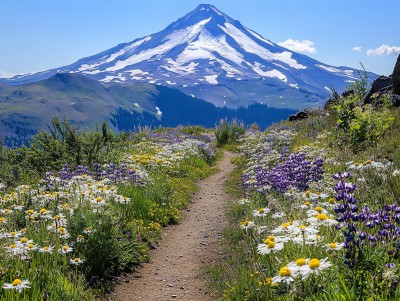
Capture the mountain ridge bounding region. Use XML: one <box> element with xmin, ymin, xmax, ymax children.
<box><xmin>0</xmin><ymin>73</ymin><xmax>297</xmax><ymax>146</ymax></box>
<box><xmin>1</xmin><ymin>4</ymin><xmax>377</xmax><ymax>109</ymax></box>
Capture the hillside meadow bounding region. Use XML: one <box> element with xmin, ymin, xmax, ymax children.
<box><xmin>208</xmin><ymin>87</ymin><xmax>400</xmax><ymax>300</ymax></box>
<box><xmin>0</xmin><ymin>73</ymin><xmax>399</xmax><ymax>300</ymax></box>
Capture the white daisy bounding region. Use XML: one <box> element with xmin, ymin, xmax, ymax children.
<box><xmin>39</xmin><ymin>246</ymin><xmax>54</xmax><ymax>253</ymax></box>
<box><xmin>16</xmin><ymin>237</ymin><xmax>34</xmax><ymax>247</ymax></box>
<box><xmin>5</xmin><ymin>244</ymin><xmax>25</xmax><ymax>256</ymax></box>
<box><xmin>300</xmin><ymin>258</ymin><xmax>332</xmax><ymax>279</ymax></box>
<box><xmin>272</xmin><ymin>267</ymin><xmax>295</xmax><ymax>284</ymax></box>
<box><xmin>299</xmin><ymin>201</ymin><xmax>312</xmax><ymax>209</ymax></box>
<box><xmin>252</xmin><ymin>207</ymin><xmax>270</xmax><ymax>218</ymax></box>
<box><xmin>307</xmin><ymin>214</ymin><xmax>338</xmax><ymax>226</ymax></box>
<box><xmin>2</xmin><ymin>279</ymin><xmax>30</xmax><ymax>293</ymax></box>
<box><xmin>58</xmin><ymin>245</ymin><xmax>73</xmax><ymax>254</ymax></box>
<box><xmin>257</xmin><ymin>239</ymin><xmax>285</xmax><ymax>255</ymax></box>
<box><xmin>70</xmin><ymin>257</ymin><xmax>84</xmax><ymax>265</ymax></box>
<box><xmin>272</xmin><ymin>221</ymin><xmax>300</xmax><ymax>235</ymax></box>
<box><xmin>326</xmin><ymin>242</ymin><xmax>345</xmax><ymax>251</ymax></box>
<box><xmin>306</xmin><ymin>206</ymin><xmax>328</xmax><ymax>217</ymax></box>
<box><xmin>240</xmin><ymin>220</ymin><xmax>255</xmax><ymax>231</ymax></box>
<box><xmin>26</xmin><ymin>243</ymin><xmax>38</xmax><ymax>251</ymax></box>
<box><xmin>287</xmin><ymin>225</ymin><xmax>319</xmax><ymax>236</ymax></box>
<box><xmin>287</xmin><ymin>258</ymin><xmax>309</xmax><ymax>275</ymax></box>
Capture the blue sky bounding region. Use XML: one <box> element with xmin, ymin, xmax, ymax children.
<box><xmin>1</xmin><ymin>0</ymin><xmax>399</xmax><ymax>77</ymax></box>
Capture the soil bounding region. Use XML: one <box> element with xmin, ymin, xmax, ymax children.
<box><xmin>109</xmin><ymin>151</ymin><xmax>235</xmax><ymax>301</ymax></box>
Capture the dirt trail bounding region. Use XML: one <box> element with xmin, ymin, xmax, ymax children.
<box><xmin>110</xmin><ymin>151</ymin><xmax>235</xmax><ymax>301</ymax></box>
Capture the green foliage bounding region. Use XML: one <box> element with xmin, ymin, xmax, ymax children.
<box><xmin>215</xmin><ymin>119</ymin><xmax>246</xmax><ymax>147</ymax></box>
<box><xmin>348</xmin><ymin>104</ymin><xmax>394</xmax><ymax>146</ymax></box>
<box><xmin>209</xmin><ymin>102</ymin><xmax>400</xmax><ymax>300</ymax></box>
<box><xmin>28</xmin><ymin>116</ymin><xmax>116</xmax><ymax>171</ymax></box>
<box><xmin>331</xmin><ymin>65</ymin><xmax>394</xmax><ymax>149</ymax></box>
<box><xmin>0</xmin><ymin>116</ymin><xmax>124</xmax><ymax>187</ymax></box>
<box><xmin>349</xmin><ymin>63</ymin><xmax>371</xmax><ymax>99</ymax></box>
<box><xmin>0</xmin><ymin>121</ymin><xmax>217</xmax><ymax>300</ymax></box>
<box><xmin>332</xmin><ymin>95</ymin><xmax>394</xmax><ymax>149</ymax></box>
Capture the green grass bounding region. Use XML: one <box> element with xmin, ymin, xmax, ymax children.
<box><xmin>0</xmin><ymin>126</ymin><xmax>218</xmax><ymax>300</ymax></box>
<box><xmin>207</xmin><ymin>104</ymin><xmax>400</xmax><ymax>300</ymax></box>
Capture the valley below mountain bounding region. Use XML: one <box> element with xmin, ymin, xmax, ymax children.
<box><xmin>0</xmin><ymin>4</ymin><xmax>378</xmax><ymax>145</ymax></box>
<box><xmin>0</xmin><ymin>73</ymin><xmax>296</xmax><ymax>146</ymax></box>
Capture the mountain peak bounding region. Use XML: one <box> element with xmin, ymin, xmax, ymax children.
<box><xmin>174</xmin><ymin>3</ymin><xmax>235</xmax><ymax>27</ymax></box>
<box><xmin>2</xmin><ymin>4</ymin><xmax>376</xmax><ymax>110</ymax></box>
<box><xmin>194</xmin><ymin>4</ymin><xmax>223</xmax><ymax>14</ymax></box>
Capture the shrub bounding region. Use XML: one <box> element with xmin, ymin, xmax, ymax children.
<box><xmin>215</xmin><ymin>119</ymin><xmax>245</xmax><ymax>147</ymax></box>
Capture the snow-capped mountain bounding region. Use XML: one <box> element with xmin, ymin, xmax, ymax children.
<box><xmin>3</xmin><ymin>4</ymin><xmax>375</xmax><ymax>109</ymax></box>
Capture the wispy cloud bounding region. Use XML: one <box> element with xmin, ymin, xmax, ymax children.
<box><xmin>278</xmin><ymin>39</ymin><xmax>316</xmax><ymax>54</ymax></box>
<box><xmin>366</xmin><ymin>44</ymin><xmax>400</xmax><ymax>56</ymax></box>
<box><xmin>0</xmin><ymin>70</ymin><xmax>17</xmax><ymax>78</ymax></box>
<box><xmin>352</xmin><ymin>46</ymin><xmax>362</xmax><ymax>52</ymax></box>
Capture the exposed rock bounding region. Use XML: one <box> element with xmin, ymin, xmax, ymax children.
<box><xmin>288</xmin><ymin>108</ymin><xmax>322</xmax><ymax>121</ymax></box>
<box><xmin>362</xmin><ymin>55</ymin><xmax>400</xmax><ymax>107</ymax></box>
<box><xmin>342</xmin><ymin>89</ymin><xmax>354</xmax><ymax>98</ymax></box>
<box><xmin>363</xmin><ymin>75</ymin><xmax>393</xmax><ymax>105</ymax></box>
<box><xmin>393</xmin><ymin>54</ymin><xmax>400</xmax><ymax>95</ymax></box>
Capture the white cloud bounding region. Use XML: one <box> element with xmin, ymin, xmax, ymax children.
<box><xmin>366</xmin><ymin>44</ymin><xmax>400</xmax><ymax>56</ymax></box>
<box><xmin>0</xmin><ymin>70</ymin><xmax>17</xmax><ymax>78</ymax></box>
<box><xmin>352</xmin><ymin>46</ymin><xmax>362</xmax><ymax>52</ymax></box>
<box><xmin>277</xmin><ymin>39</ymin><xmax>316</xmax><ymax>54</ymax></box>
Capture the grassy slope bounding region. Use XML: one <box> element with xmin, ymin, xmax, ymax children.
<box><xmin>207</xmin><ymin>106</ymin><xmax>400</xmax><ymax>300</ymax></box>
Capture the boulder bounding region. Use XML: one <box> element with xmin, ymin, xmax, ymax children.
<box><xmin>393</xmin><ymin>54</ymin><xmax>400</xmax><ymax>95</ymax></box>
<box><xmin>363</xmin><ymin>75</ymin><xmax>392</xmax><ymax>105</ymax></box>
<box><xmin>361</xmin><ymin>54</ymin><xmax>400</xmax><ymax>107</ymax></box>
<box><xmin>288</xmin><ymin>108</ymin><xmax>322</xmax><ymax>121</ymax></box>
<box><xmin>342</xmin><ymin>89</ymin><xmax>354</xmax><ymax>98</ymax></box>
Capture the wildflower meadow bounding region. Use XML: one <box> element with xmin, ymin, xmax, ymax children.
<box><xmin>0</xmin><ymin>125</ymin><xmax>216</xmax><ymax>300</ymax></box>
<box><xmin>208</xmin><ymin>97</ymin><xmax>400</xmax><ymax>300</ymax></box>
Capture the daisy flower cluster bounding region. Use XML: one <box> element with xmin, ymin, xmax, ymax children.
<box><xmin>124</xmin><ymin>135</ymin><xmax>215</xmax><ymax>173</ymax></box>
<box><xmin>233</xmin><ymin>126</ymin><xmax>349</xmax><ymax>297</ymax></box>
<box><xmin>0</xmin><ymin>128</ymin><xmax>216</xmax><ymax>299</ymax></box>
<box><xmin>226</xmin><ymin>113</ymin><xmax>400</xmax><ymax>300</ymax></box>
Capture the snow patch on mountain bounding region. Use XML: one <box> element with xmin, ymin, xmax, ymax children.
<box><xmin>219</xmin><ymin>23</ymin><xmax>306</xmax><ymax>70</ymax></box>
<box><xmin>204</xmin><ymin>75</ymin><xmax>218</xmax><ymax>84</ymax></box>
<box><xmin>106</xmin><ymin>18</ymin><xmax>211</xmax><ymax>72</ymax></box>
<box><xmin>250</xmin><ymin>62</ymin><xmax>287</xmax><ymax>82</ymax></box>
<box><xmin>178</xmin><ymin>30</ymin><xmax>243</xmax><ymax>65</ymax></box>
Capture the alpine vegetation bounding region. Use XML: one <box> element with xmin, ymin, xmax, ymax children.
<box><xmin>208</xmin><ymin>83</ymin><xmax>400</xmax><ymax>300</ymax></box>
<box><xmin>0</xmin><ymin>125</ymin><xmax>217</xmax><ymax>300</ymax></box>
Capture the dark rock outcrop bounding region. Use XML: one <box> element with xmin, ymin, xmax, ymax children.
<box><xmin>288</xmin><ymin>108</ymin><xmax>322</xmax><ymax>121</ymax></box>
<box><xmin>363</xmin><ymin>75</ymin><xmax>393</xmax><ymax>105</ymax></box>
<box><xmin>362</xmin><ymin>55</ymin><xmax>400</xmax><ymax>107</ymax></box>
<box><xmin>342</xmin><ymin>89</ymin><xmax>354</xmax><ymax>98</ymax></box>
<box><xmin>393</xmin><ymin>54</ymin><xmax>400</xmax><ymax>95</ymax></box>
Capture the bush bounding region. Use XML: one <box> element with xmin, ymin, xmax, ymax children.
<box><xmin>332</xmin><ymin>95</ymin><xmax>394</xmax><ymax>149</ymax></box>
<box><xmin>215</xmin><ymin>119</ymin><xmax>245</xmax><ymax>147</ymax></box>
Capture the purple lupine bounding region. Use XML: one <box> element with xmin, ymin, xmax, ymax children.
<box><xmin>255</xmin><ymin>152</ymin><xmax>323</xmax><ymax>193</ymax></box>
<box><xmin>334</xmin><ymin>172</ymin><xmax>400</xmax><ymax>268</ymax></box>
<box><xmin>333</xmin><ymin>172</ymin><xmax>358</xmax><ymax>268</ymax></box>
